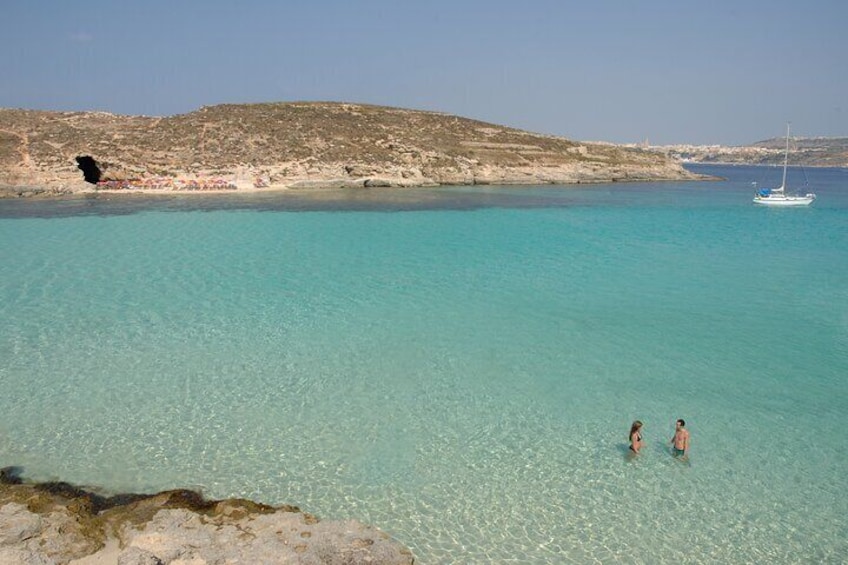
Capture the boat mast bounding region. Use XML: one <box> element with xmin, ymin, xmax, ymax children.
<box><xmin>780</xmin><ymin>122</ymin><xmax>790</xmax><ymax>190</ymax></box>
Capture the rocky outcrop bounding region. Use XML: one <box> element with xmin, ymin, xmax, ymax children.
<box><xmin>0</xmin><ymin>468</ymin><xmax>414</xmax><ymax>564</ymax></box>
<box><xmin>0</xmin><ymin>102</ymin><xmax>701</xmax><ymax>197</ymax></box>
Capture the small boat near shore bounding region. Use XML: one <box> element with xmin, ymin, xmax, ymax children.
<box><xmin>753</xmin><ymin>124</ymin><xmax>816</xmax><ymax>206</ymax></box>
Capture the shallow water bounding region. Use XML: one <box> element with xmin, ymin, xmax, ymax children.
<box><xmin>1</xmin><ymin>165</ymin><xmax>847</xmax><ymax>563</ymax></box>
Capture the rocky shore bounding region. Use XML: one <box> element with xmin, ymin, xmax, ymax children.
<box><xmin>0</xmin><ymin>467</ymin><xmax>414</xmax><ymax>564</ymax></box>
<box><xmin>0</xmin><ymin>102</ymin><xmax>701</xmax><ymax>198</ymax></box>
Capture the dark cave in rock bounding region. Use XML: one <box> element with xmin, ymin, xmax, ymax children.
<box><xmin>75</xmin><ymin>155</ymin><xmax>101</xmax><ymax>184</ymax></box>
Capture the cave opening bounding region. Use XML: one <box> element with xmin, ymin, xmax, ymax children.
<box><xmin>75</xmin><ymin>155</ymin><xmax>101</xmax><ymax>184</ymax></box>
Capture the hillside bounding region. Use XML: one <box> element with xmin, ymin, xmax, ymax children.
<box><xmin>0</xmin><ymin>102</ymin><xmax>698</xmax><ymax>197</ymax></box>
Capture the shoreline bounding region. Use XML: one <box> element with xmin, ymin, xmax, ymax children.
<box><xmin>0</xmin><ymin>466</ymin><xmax>414</xmax><ymax>564</ymax></box>
<box><xmin>0</xmin><ymin>171</ymin><xmax>717</xmax><ymax>201</ymax></box>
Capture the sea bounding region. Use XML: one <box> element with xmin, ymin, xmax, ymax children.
<box><xmin>1</xmin><ymin>164</ymin><xmax>846</xmax><ymax>563</ymax></box>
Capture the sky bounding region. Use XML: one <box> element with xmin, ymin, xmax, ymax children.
<box><xmin>1</xmin><ymin>0</ymin><xmax>846</xmax><ymax>145</ymax></box>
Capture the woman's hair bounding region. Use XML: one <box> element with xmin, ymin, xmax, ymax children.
<box><xmin>629</xmin><ymin>420</ymin><xmax>643</xmax><ymax>440</ymax></box>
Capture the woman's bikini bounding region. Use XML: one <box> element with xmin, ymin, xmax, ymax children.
<box><xmin>630</xmin><ymin>432</ymin><xmax>642</xmax><ymax>453</ymax></box>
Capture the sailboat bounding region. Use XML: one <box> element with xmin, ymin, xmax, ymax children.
<box><xmin>753</xmin><ymin>124</ymin><xmax>816</xmax><ymax>206</ymax></box>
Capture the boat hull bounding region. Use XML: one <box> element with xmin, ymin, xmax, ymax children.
<box><xmin>752</xmin><ymin>194</ymin><xmax>816</xmax><ymax>206</ymax></box>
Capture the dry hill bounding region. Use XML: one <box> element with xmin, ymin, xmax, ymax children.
<box><xmin>0</xmin><ymin>102</ymin><xmax>698</xmax><ymax>197</ymax></box>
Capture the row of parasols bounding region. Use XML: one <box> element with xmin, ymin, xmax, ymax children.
<box><xmin>96</xmin><ymin>177</ymin><xmax>238</xmax><ymax>190</ymax></box>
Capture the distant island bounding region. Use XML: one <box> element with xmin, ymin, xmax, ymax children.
<box><xmin>0</xmin><ymin>102</ymin><xmax>700</xmax><ymax>198</ymax></box>
<box><xmin>633</xmin><ymin>136</ymin><xmax>848</xmax><ymax>167</ymax></box>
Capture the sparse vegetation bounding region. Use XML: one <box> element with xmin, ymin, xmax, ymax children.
<box><xmin>0</xmin><ymin>102</ymin><xmax>696</xmax><ymax>195</ymax></box>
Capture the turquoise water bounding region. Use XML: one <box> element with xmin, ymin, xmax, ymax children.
<box><xmin>1</xmin><ymin>165</ymin><xmax>847</xmax><ymax>563</ymax></box>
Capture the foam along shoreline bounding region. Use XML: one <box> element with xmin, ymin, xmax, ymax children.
<box><xmin>0</xmin><ymin>466</ymin><xmax>414</xmax><ymax>564</ymax></box>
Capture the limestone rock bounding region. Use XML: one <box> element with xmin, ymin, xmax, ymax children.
<box><xmin>111</xmin><ymin>509</ymin><xmax>412</xmax><ymax>565</ymax></box>
<box><xmin>0</xmin><ymin>503</ymin><xmax>41</xmax><ymax>545</ymax></box>
<box><xmin>0</xmin><ymin>470</ymin><xmax>414</xmax><ymax>565</ymax></box>
<box><xmin>117</xmin><ymin>547</ymin><xmax>164</xmax><ymax>565</ymax></box>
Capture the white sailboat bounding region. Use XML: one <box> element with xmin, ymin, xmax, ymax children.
<box><xmin>753</xmin><ymin>124</ymin><xmax>816</xmax><ymax>206</ymax></box>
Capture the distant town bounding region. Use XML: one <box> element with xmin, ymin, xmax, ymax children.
<box><xmin>625</xmin><ymin>136</ymin><xmax>848</xmax><ymax>168</ymax></box>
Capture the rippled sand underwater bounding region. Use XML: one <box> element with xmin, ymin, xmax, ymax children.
<box><xmin>1</xmin><ymin>165</ymin><xmax>847</xmax><ymax>562</ymax></box>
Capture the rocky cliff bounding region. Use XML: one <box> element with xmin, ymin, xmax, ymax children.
<box><xmin>0</xmin><ymin>102</ymin><xmax>699</xmax><ymax>197</ymax></box>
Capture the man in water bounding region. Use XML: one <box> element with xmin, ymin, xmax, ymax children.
<box><xmin>671</xmin><ymin>419</ymin><xmax>690</xmax><ymax>460</ymax></box>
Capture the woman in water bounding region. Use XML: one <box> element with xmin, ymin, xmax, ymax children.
<box><xmin>629</xmin><ymin>420</ymin><xmax>644</xmax><ymax>454</ymax></box>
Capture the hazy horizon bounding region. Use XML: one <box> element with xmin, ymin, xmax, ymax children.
<box><xmin>2</xmin><ymin>1</ymin><xmax>845</xmax><ymax>146</ymax></box>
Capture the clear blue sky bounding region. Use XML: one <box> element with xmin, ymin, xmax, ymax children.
<box><xmin>1</xmin><ymin>0</ymin><xmax>845</xmax><ymax>145</ymax></box>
